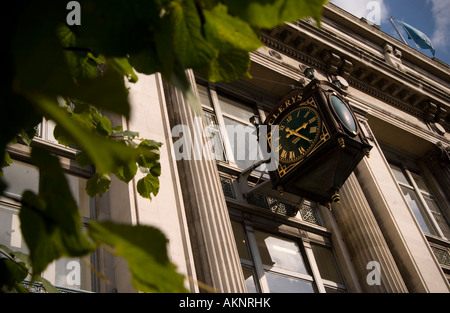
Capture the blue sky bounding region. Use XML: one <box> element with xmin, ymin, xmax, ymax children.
<box><xmin>330</xmin><ymin>0</ymin><xmax>450</xmax><ymax>65</ymax></box>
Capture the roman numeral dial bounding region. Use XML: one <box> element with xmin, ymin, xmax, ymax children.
<box><xmin>276</xmin><ymin>107</ymin><xmax>321</xmax><ymax>164</ymax></box>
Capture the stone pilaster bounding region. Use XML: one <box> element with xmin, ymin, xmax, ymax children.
<box><xmin>162</xmin><ymin>72</ymin><xmax>246</xmax><ymax>292</ymax></box>
<box><xmin>354</xmin><ymin>121</ymin><xmax>450</xmax><ymax>292</ymax></box>
<box><xmin>332</xmin><ymin>173</ymin><xmax>408</xmax><ymax>293</ymax></box>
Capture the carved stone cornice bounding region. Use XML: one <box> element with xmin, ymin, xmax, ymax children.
<box><xmin>258</xmin><ymin>20</ymin><xmax>450</xmax><ymax>131</ymax></box>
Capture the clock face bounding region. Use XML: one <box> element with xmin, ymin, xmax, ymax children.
<box><xmin>277</xmin><ymin>107</ymin><xmax>321</xmax><ymax>164</ymax></box>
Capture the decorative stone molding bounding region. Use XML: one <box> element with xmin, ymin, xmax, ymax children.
<box><xmin>384</xmin><ymin>43</ymin><xmax>405</xmax><ymax>72</ymax></box>
<box><xmin>258</xmin><ymin>22</ymin><xmax>450</xmax><ymax>132</ymax></box>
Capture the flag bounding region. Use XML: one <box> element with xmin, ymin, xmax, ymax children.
<box><xmin>396</xmin><ymin>20</ymin><xmax>436</xmax><ymax>56</ymax></box>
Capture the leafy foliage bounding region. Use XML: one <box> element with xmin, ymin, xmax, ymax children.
<box><xmin>1</xmin><ymin>0</ymin><xmax>326</xmax><ymax>292</ymax></box>
<box><xmin>89</xmin><ymin>221</ymin><xmax>188</xmax><ymax>292</ymax></box>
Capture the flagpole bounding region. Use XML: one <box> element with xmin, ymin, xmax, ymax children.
<box><xmin>389</xmin><ymin>17</ymin><xmax>408</xmax><ymax>46</ymax></box>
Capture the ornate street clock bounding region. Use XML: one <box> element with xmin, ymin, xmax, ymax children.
<box><xmin>264</xmin><ymin>80</ymin><xmax>372</xmax><ymax>206</ymax></box>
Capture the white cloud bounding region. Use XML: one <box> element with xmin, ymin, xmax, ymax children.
<box><xmin>426</xmin><ymin>0</ymin><xmax>450</xmax><ymax>49</ymax></box>
<box><xmin>330</xmin><ymin>0</ymin><xmax>389</xmax><ymax>25</ymax></box>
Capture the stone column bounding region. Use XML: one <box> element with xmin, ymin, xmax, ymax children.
<box><xmin>331</xmin><ymin>173</ymin><xmax>408</xmax><ymax>293</ymax></box>
<box><xmin>354</xmin><ymin>120</ymin><xmax>450</xmax><ymax>292</ymax></box>
<box><xmin>162</xmin><ymin>72</ymin><xmax>246</xmax><ymax>292</ymax></box>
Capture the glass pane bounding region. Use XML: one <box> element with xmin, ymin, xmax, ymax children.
<box><xmin>66</xmin><ymin>174</ymin><xmax>91</xmax><ymax>219</ymax></box>
<box><xmin>204</xmin><ymin>111</ymin><xmax>226</xmax><ymax>162</ymax></box>
<box><xmin>425</xmin><ymin>197</ymin><xmax>450</xmax><ymax>239</ymax></box>
<box><xmin>218</xmin><ymin>94</ymin><xmax>255</xmax><ymax>122</ymax></box>
<box><xmin>254</xmin><ymin>230</ymin><xmax>308</xmax><ymax>274</ymax></box>
<box><xmin>0</xmin><ymin>204</ymin><xmax>27</xmax><ymax>252</ymax></box>
<box><xmin>45</xmin><ymin>119</ymin><xmax>59</xmax><ymax>143</ymax></box>
<box><xmin>242</xmin><ymin>266</ymin><xmax>258</xmax><ymax>293</ymax></box>
<box><xmin>224</xmin><ymin>117</ymin><xmax>260</xmax><ymax>170</ymax></box>
<box><xmin>389</xmin><ymin>164</ymin><xmax>411</xmax><ymax>186</ymax></box>
<box><xmin>231</xmin><ymin>221</ymin><xmax>251</xmax><ymax>260</ymax></box>
<box><xmin>197</xmin><ymin>84</ymin><xmax>212</xmax><ymax>108</ymax></box>
<box><xmin>400</xmin><ymin>186</ymin><xmax>434</xmax><ymax>235</ymax></box>
<box><xmin>265</xmin><ymin>272</ymin><xmax>315</xmax><ymax>293</ymax></box>
<box><xmin>2</xmin><ymin>160</ymin><xmax>39</xmax><ymax>199</ymax></box>
<box><xmin>410</xmin><ymin>172</ymin><xmax>431</xmax><ymax>194</ymax></box>
<box><xmin>43</xmin><ymin>256</ymin><xmax>93</xmax><ymax>291</ymax></box>
<box><xmin>311</xmin><ymin>244</ymin><xmax>343</xmax><ymax>284</ymax></box>
<box><xmin>0</xmin><ymin>204</ymin><xmax>94</xmax><ymax>291</ymax></box>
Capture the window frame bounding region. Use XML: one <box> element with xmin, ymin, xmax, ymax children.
<box><xmin>388</xmin><ymin>160</ymin><xmax>449</xmax><ymax>240</ymax></box>
<box><xmin>230</xmin><ymin>211</ymin><xmax>347</xmax><ymax>293</ymax></box>
<box><xmin>196</xmin><ymin>81</ymin><xmax>263</xmax><ymax>170</ymax></box>
<box><xmin>1</xmin><ymin>146</ymin><xmax>99</xmax><ymax>293</ymax></box>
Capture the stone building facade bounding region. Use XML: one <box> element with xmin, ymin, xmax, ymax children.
<box><xmin>1</xmin><ymin>3</ymin><xmax>449</xmax><ymax>293</ymax></box>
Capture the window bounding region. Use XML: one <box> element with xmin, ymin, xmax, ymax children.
<box><xmin>200</xmin><ymin>78</ymin><xmax>346</xmax><ymax>293</ymax></box>
<box><xmin>198</xmin><ymin>84</ymin><xmax>227</xmax><ymax>162</ymax></box>
<box><xmin>231</xmin><ymin>220</ymin><xmax>346</xmax><ymax>293</ymax></box>
<box><xmin>196</xmin><ymin>82</ymin><xmax>266</xmax><ymax>171</ymax></box>
<box><xmin>389</xmin><ymin>162</ymin><xmax>450</xmax><ymax>240</ymax></box>
<box><xmin>1</xmin><ymin>160</ymin><xmax>97</xmax><ymax>292</ymax></box>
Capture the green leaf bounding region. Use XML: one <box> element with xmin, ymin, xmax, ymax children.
<box><xmin>137</xmin><ymin>174</ymin><xmax>160</xmax><ymax>200</ymax></box>
<box><xmin>94</xmin><ymin>114</ymin><xmax>112</xmax><ymax>137</ymax></box>
<box><xmin>86</xmin><ymin>173</ymin><xmax>111</xmax><ymax>197</ymax></box>
<box><xmin>109</xmin><ymin>57</ymin><xmax>139</xmax><ymax>83</ymax></box>
<box><xmin>75</xmin><ymin>150</ymin><xmax>93</xmax><ymax>168</ymax></box>
<box><xmin>78</xmin><ymin>0</ymin><xmax>162</xmax><ymax>57</ymax></box>
<box><xmin>137</xmin><ymin>140</ymin><xmax>162</xmax><ymax>178</ymax></box>
<box><xmin>201</xmin><ymin>48</ymin><xmax>252</xmax><ymax>83</ymax></box>
<box><xmin>167</xmin><ymin>0</ymin><xmax>217</xmax><ymax>69</ymax></box>
<box><xmin>203</xmin><ymin>3</ymin><xmax>262</xmax><ymax>52</ymax></box>
<box><xmin>58</xmin><ymin>25</ymin><xmax>102</xmax><ymax>82</ymax></box>
<box><xmin>33</xmin><ymin>96</ymin><xmax>137</xmax><ymax>174</ymax></box>
<box><xmin>12</xmin><ymin>3</ymin><xmax>74</xmax><ymax>96</ymax></box>
<box><xmin>115</xmin><ymin>161</ymin><xmax>138</xmax><ymax>184</ymax></box>
<box><xmin>0</xmin><ymin>258</ymin><xmax>29</xmax><ymax>292</ymax></box>
<box><xmin>223</xmin><ymin>0</ymin><xmax>329</xmax><ymax>29</ymax></box>
<box><xmin>0</xmin><ymin>245</ymin><xmax>59</xmax><ymax>293</ymax></box>
<box><xmin>0</xmin><ymin>95</ymin><xmax>42</xmax><ymax>169</ymax></box>
<box><xmin>112</xmin><ymin>129</ymin><xmax>140</xmax><ymax>139</ymax></box>
<box><xmin>35</xmin><ymin>276</ymin><xmax>60</xmax><ymax>293</ymax></box>
<box><xmin>19</xmin><ymin>147</ymin><xmax>96</xmax><ymax>277</ymax></box>
<box><xmin>199</xmin><ymin>3</ymin><xmax>262</xmax><ymax>82</ymax></box>
<box><xmin>89</xmin><ymin>221</ymin><xmax>188</xmax><ymax>293</ymax></box>
<box><xmin>0</xmin><ymin>151</ymin><xmax>13</xmax><ymax>177</ymax></box>
<box><xmin>128</xmin><ymin>44</ymin><xmax>160</xmax><ymax>76</ymax></box>
<box><xmin>0</xmin><ymin>245</ymin><xmax>29</xmax><ymax>292</ymax></box>
<box><xmin>67</xmin><ymin>69</ymin><xmax>131</xmax><ymax>119</ymax></box>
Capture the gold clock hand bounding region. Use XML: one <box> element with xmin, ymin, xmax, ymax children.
<box><xmin>295</xmin><ymin>123</ymin><xmax>308</xmax><ymax>132</ymax></box>
<box><xmin>285</xmin><ymin>128</ymin><xmax>313</xmax><ymax>143</ymax></box>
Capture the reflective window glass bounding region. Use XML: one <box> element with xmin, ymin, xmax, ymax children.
<box><xmin>400</xmin><ymin>186</ymin><xmax>434</xmax><ymax>234</ymax></box>
<box><xmin>2</xmin><ymin>160</ymin><xmax>39</xmax><ymax>199</ymax></box>
<box><xmin>218</xmin><ymin>95</ymin><xmax>255</xmax><ymax>122</ymax></box>
<box><xmin>390</xmin><ymin>164</ymin><xmax>410</xmax><ymax>186</ymax></box>
<box><xmin>265</xmin><ymin>272</ymin><xmax>315</xmax><ymax>293</ymax></box>
<box><xmin>242</xmin><ymin>266</ymin><xmax>258</xmax><ymax>293</ymax></box>
<box><xmin>224</xmin><ymin>117</ymin><xmax>260</xmax><ymax>170</ymax></box>
<box><xmin>231</xmin><ymin>221</ymin><xmax>251</xmax><ymax>260</ymax></box>
<box><xmin>254</xmin><ymin>230</ymin><xmax>308</xmax><ymax>274</ymax></box>
<box><xmin>410</xmin><ymin>171</ymin><xmax>431</xmax><ymax>194</ymax></box>
<box><xmin>311</xmin><ymin>244</ymin><xmax>343</xmax><ymax>284</ymax></box>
